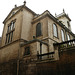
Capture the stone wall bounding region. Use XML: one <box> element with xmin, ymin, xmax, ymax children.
<box><xmin>0</xmin><ymin>41</ymin><xmax>20</xmax><ymax>63</ymax></box>
<box><xmin>36</xmin><ymin>49</ymin><xmax>75</xmax><ymax>75</ymax></box>
<box><xmin>0</xmin><ymin>48</ymin><xmax>75</xmax><ymax>75</ymax></box>
<box><xmin>0</xmin><ymin>60</ymin><xmax>17</xmax><ymax>75</ymax></box>
<box><xmin>1</xmin><ymin>10</ymin><xmax>23</xmax><ymax>47</ymax></box>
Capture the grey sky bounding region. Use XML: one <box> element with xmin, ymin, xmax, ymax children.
<box><xmin>0</xmin><ymin>0</ymin><xmax>75</xmax><ymax>37</ymax></box>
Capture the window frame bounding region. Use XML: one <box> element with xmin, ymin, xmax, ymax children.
<box><xmin>5</xmin><ymin>19</ymin><xmax>16</xmax><ymax>44</ymax></box>
<box><xmin>67</xmin><ymin>34</ymin><xmax>70</xmax><ymax>41</ymax></box>
<box><xmin>53</xmin><ymin>23</ymin><xmax>58</xmax><ymax>38</ymax></box>
<box><xmin>61</xmin><ymin>29</ymin><xmax>65</xmax><ymax>41</ymax></box>
<box><xmin>66</xmin><ymin>32</ymin><xmax>68</xmax><ymax>41</ymax></box>
<box><xmin>24</xmin><ymin>46</ymin><xmax>30</xmax><ymax>56</ymax></box>
<box><xmin>36</xmin><ymin>23</ymin><xmax>42</xmax><ymax>37</ymax></box>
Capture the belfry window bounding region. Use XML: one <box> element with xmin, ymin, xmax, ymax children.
<box><xmin>36</xmin><ymin>23</ymin><xmax>42</xmax><ymax>37</ymax></box>
<box><xmin>67</xmin><ymin>21</ymin><xmax>70</xmax><ymax>29</ymax></box>
<box><xmin>53</xmin><ymin>24</ymin><xmax>58</xmax><ymax>37</ymax></box>
<box><xmin>61</xmin><ymin>29</ymin><xmax>65</xmax><ymax>41</ymax></box>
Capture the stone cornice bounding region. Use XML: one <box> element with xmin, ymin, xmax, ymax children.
<box><xmin>0</xmin><ymin>39</ymin><xmax>27</xmax><ymax>49</ymax></box>
<box><xmin>3</xmin><ymin>5</ymin><xmax>37</xmax><ymax>24</ymax></box>
<box><xmin>3</xmin><ymin>5</ymin><xmax>24</xmax><ymax>24</ymax></box>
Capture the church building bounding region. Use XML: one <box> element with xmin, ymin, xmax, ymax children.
<box><xmin>0</xmin><ymin>1</ymin><xmax>75</xmax><ymax>75</ymax></box>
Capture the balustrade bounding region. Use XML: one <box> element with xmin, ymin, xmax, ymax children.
<box><xmin>54</xmin><ymin>39</ymin><xmax>75</xmax><ymax>51</ymax></box>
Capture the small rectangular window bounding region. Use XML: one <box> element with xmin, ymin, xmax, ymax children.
<box><xmin>24</xmin><ymin>47</ymin><xmax>30</xmax><ymax>56</ymax></box>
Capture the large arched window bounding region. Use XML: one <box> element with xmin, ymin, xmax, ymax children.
<box><xmin>61</xmin><ymin>29</ymin><xmax>65</xmax><ymax>41</ymax></box>
<box><xmin>53</xmin><ymin>24</ymin><xmax>58</xmax><ymax>37</ymax></box>
<box><xmin>36</xmin><ymin>23</ymin><xmax>42</xmax><ymax>37</ymax></box>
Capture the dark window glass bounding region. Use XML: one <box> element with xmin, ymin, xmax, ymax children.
<box><xmin>53</xmin><ymin>24</ymin><xmax>58</xmax><ymax>37</ymax></box>
<box><xmin>11</xmin><ymin>32</ymin><xmax>13</xmax><ymax>42</ymax></box>
<box><xmin>5</xmin><ymin>35</ymin><xmax>8</xmax><ymax>44</ymax></box>
<box><xmin>8</xmin><ymin>33</ymin><xmax>10</xmax><ymax>43</ymax></box>
<box><xmin>40</xmin><ymin>43</ymin><xmax>42</xmax><ymax>54</ymax></box>
<box><xmin>9</xmin><ymin>26</ymin><xmax>11</xmax><ymax>32</ymax></box>
<box><xmin>24</xmin><ymin>47</ymin><xmax>30</xmax><ymax>56</ymax></box>
<box><xmin>5</xmin><ymin>32</ymin><xmax>13</xmax><ymax>44</ymax></box>
<box><xmin>8</xmin><ymin>26</ymin><xmax>9</xmax><ymax>32</ymax></box>
<box><xmin>67</xmin><ymin>21</ymin><xmax>70</xmax><ymax>29</ymax></box>
<box><xmin>36</xmin><ymin>23</ymin><xmax>42</xmax><ymax>37</ymax></box>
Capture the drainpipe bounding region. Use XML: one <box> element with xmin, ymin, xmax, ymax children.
<box><xmin>17</xmin><ymin>43</ymin><xmax>21</xmax><ymax>75</ymax></box>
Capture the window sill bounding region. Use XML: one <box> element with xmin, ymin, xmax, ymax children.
<box><xmin>36</xmin><ymin>35</ymin><xmax>43</xmax><ymax>38</ymax></box>
<box><xmin>5</xmin><ymin>41</ymin><xmax>13</xmax><ymax>45</ymax></box>
<box><xmin>53</xmin><ymin>36</ymin><xmax>59</xmax><ymax>39</ymax></box>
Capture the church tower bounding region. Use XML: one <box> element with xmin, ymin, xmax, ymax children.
<box><xmin>55</xmin><ymin>9</ymin><xmax>71</xmax><ymax>30</ymax></box>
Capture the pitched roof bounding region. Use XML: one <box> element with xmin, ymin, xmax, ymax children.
<box><xmin>32</xmin><ymin>10</ymin><xmax>58</xmax><ymax>23</ymax></box>
<box><xmin>3</xmin><ymin>5</ymin><xmax>36</xmax><ymax>23</ymax></box>
<box><xmin>3</xmin><ymin>3</ymin><xmax>74</xmax><ymax>37</ymax></box>
<box><xmin>32</xmin><ymin>10</ymin><xmax>75</xmax><ymax>37</ymax></box>
<box><xmin>3</xmin><ymin>5</ymin><xmax>23</xmax><ymax>23</ymax></box>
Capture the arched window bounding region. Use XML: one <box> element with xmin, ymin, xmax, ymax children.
<box><xmin>36</xmin><ymin>23</ymin><xmax>42</xmax><ymax>37</ymax></box>
<box><xmin>53</xmin><ymin>24</ymin><xmax>58</xmax><ymax>37</ymax></box>
<box><xmin>61</xmin><ymin>29</ymin><xmax>65</xmax><ymax>41</ymax></box>
<box><xmin>67</xmin><ymin>34</ymin><xmax>70</xmax><ymax>40</ymax></box>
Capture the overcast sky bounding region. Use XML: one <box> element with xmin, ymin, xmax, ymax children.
<box><xmin>0</xmin><ymin>0</ymin><xmax>75</xmax><ymax>37</ymax></box>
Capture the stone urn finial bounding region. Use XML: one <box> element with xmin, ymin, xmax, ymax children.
<box><xmin>23</xmin><ymin>0</ymin><xmax>26</xmax><ymax>6</ymax></box>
